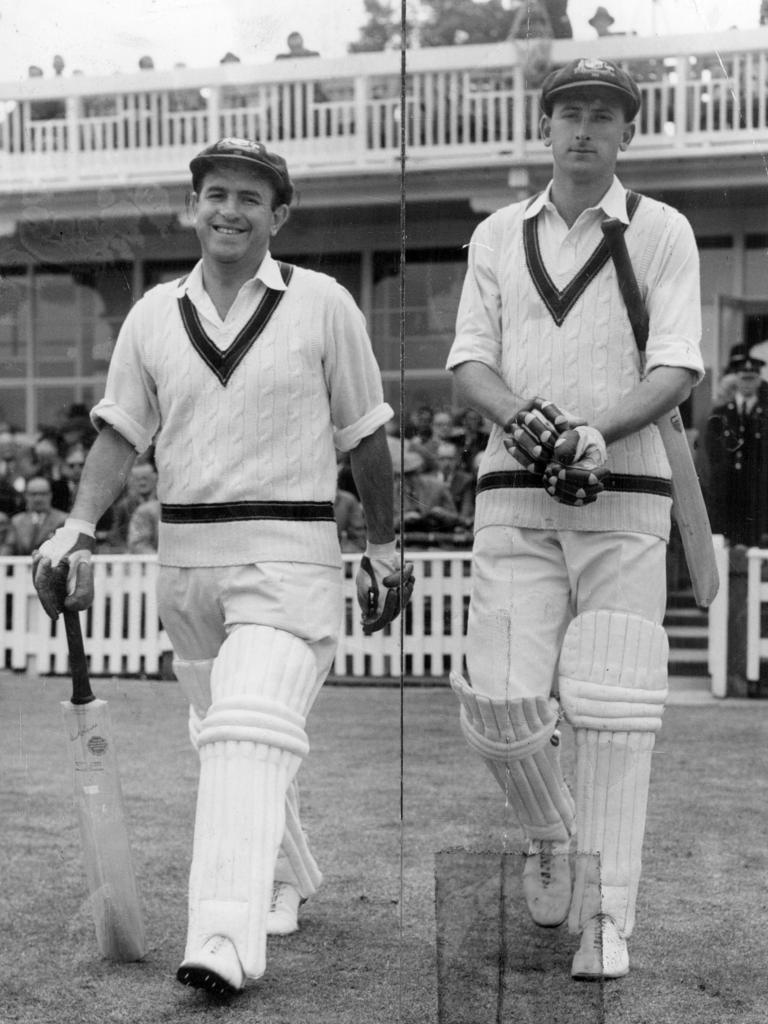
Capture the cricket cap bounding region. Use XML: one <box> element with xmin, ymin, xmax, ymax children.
<box><xmin>540</xmin><ymin>58</ymin><xmax>641</xmax><ymax>120</ymax></box>
<box><xmin>189</xmin><ymin>138</ymin><xmax>294</xmax><ymax>204</ymax></box>
<box><xmin>726</xmin><ymin>352</ymin><xmax>765</xmax><ymax>375</ymax></box>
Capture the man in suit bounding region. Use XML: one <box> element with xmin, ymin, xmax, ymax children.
<box><xmin>1</xmin><ymin>475</ymin><xmax>67</xmax><ymax>555</ymax></box>
<box><xmin>436</xmin><ymin>441</ymin><xmax>475</xmax><ymax>529</ymax></box>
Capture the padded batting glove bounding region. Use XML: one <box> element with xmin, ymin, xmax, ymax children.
<box><xmin>544</xmin><ymin>425</ymin><xmax>610</xmax><ymax>506</ymax></box>
<box><xmin>356</xmin><ymin>541</ymin><xmax>415</xmax><ymax>636</ymax></box>
<box><xmin>503</xmin><ymin>397</ymin><xmax>586</xmax><ymax>474</ymax></box>
<box><xmin>33</xmin><ymin>518</ymin><xmax>96</xmax><ymax>620</ymax></box>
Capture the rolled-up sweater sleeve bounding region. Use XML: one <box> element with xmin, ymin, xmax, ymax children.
<box><xmin>91</xmin><ymin>299</ymin><xmax>160</xmax><ymax>454</ymax></box>
<box><xmin>643</xmin><ymin>211</ymin><xmax>704</xmax><ymax>382</ymax></box>
<box><xmin>447</xmin><ymin>217</ymin><xmax>503</xmax><ymax>372</ymax></box>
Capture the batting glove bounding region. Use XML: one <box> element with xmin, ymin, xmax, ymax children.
<box><xmin>33</xmin><ymin>518</ymin><xmax>96</xmax><ymax>620</ymax></box>
<box><xmin>551</xmin><ymin>425</ymin><xmax>607</xmax><ymax>471</ymax></box>
<box><xmin>544</xmin><ymin>425</ymin><xmax>610</xmax><ymax>506</ymax></box>
<box><xmin>503</xmin><ymin>397</ymin><xmax>586</xmax><ymax>474</ymax></box>
<box><xmin>356</xmin><ymin>541</ymin><xmax>415</xmax><ymax>635</ymax></box>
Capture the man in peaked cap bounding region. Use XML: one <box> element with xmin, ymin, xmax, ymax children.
<box><xmin>32</xmin><ymin>138</ymin><xmax>413</xmax><ymax>995</ymax></box>
<box><xmin>447</xmin><ymin>57</ymin><xmax>703</xmax><ymax>980</ymax></box>
<box><xmin>705</xmin><ymin>347</ymin><xmax>768</xmax><ymax>546</ymax></box>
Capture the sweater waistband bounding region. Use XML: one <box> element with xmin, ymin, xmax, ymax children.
<box><xmin>161</xmin><ymin>500</ymin><xmax>335</xmax><ymax>524</ymax></box>
<box><xmin>477</xmin><ymin>471</ymin><xmax>672</xmax><ymax>498</ymax></box>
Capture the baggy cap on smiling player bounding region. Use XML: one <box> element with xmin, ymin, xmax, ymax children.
<box><xmin>189</xmin><ymin>137</ymin><xmax>295</xmax><ymax>205</ymax></box>
<box><xmin>540</xmin><ymin>58</ymin><xmax>642</xmax><ymax>120</ymax></box>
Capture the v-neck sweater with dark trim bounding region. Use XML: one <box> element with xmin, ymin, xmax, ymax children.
<box><xmin>92</xmin><ymin>263</ymin><xmax>391</xmax><ymax>568</ymax></box>
<box><xmin>447</xmin><ymin>187</ymin><xmax>703</xmax><ymax>541</ymax></box>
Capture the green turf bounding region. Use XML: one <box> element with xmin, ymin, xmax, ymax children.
<box><xmin>1</xmin><ymin>673</ymin><xmax>767</xmax><ymax>1023</ymax></box>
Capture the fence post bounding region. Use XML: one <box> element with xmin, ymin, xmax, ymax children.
<box><xmin>726</xmin><ymin>544</ymin><xmax>749</xmax><ymax>697</ymax></box>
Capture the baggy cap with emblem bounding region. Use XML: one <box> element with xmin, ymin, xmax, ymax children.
<box><xmin>189</xmin><ymin>138</ymin><xmax>294</xmax><ymax>204</ymax></box>
<box><xmin>726</xmin><ymin>352</ymin><xmax>766</xmax><ymax>375</ymax></box>
<box><xmin>540</xmin><ymin>58</ymin><xmax>641</xmax><ymax>119</ymax></box>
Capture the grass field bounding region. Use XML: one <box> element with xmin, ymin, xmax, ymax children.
<box><xmin>1</xmin><ymin>672</ymin><xmax>767</xmax><ymax>1024</ymax></box>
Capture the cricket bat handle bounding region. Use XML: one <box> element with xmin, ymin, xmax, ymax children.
<box><xmin>62</xmin><ymin>610</ymin><xmax>95</xmax><ymax>705</ymax></box>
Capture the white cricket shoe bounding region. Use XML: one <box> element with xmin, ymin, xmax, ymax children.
<box><xmin>571</xmin><ymin>914</ymin><xmax>629</xmax><ymax>981</ymax></box>
<box><xmin>522</xmin><ymin>838</ymin><xmax>572</xmax><ymax>927</ymax></box>
<box><xmin>267</xmin><ymin>881</ymin><xmax>303</xmax><ymax>936</ymax></box>
<box><xmin>176</xmin><ymin>934</ymin><xmax>245</xmax><ymax>995</ymax></box>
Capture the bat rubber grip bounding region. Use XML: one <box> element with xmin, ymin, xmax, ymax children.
<box><xmin>63</xmin><ymin>609</ymin><xmax>95</xmax><ymax>705</ymax></box>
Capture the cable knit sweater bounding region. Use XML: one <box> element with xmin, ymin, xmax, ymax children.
<box><xmin>93</xmin><ymin>255</ymin><xmax>392</xmax><ymax>568</ymax></box>
<box><xmin>447</xmin><ymin>178</ymin><xmax>704</xmax><ymax>541</ymax></box>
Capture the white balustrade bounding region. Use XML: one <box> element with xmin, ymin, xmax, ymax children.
<box><xmin>0</xmin><ymin>31</ymin><xmax>766</xmax><ymax>190</ymax></box>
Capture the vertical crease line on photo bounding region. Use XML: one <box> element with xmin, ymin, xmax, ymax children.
<box><xmin>398</xmin><ymin>0</ymin><xmax>407</xmax><ymax>1015</ymax></box>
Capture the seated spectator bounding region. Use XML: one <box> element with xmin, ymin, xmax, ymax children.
<box><xmin>394</xmin><ymin>449</ymin><xmax>458</xmax><ymax>535</ymax></box>
<box><xmin>0</xmin><ymin>431</ymin><xmax>27</xmax><ymax>516</ymax></box>
<box><xmin>0</xmin><ymin>511</ymin><xmax>8</xmax><ymax>550</ymax></box>
<box><xmin>335</xmin><ymin>487</ymin><xmax>366</xmax><ymax>552</ymax></box>
<box><xmin>102</xmin><ymin>455</ymin><xmax>158</xmax><ymax>552</ymax></box>
<box><xmin>1</xmin><ymin>475</ymin><xmax>67</xmax><ymax>555</ymax></box>
<box><xmin>275</xmin><ymin>32</ymin><xmax>320</xmax><ymax>59</ymax></box>
<box><xmin>31</xmin><ymin>433</ymin><xmax>70</xmax><ymax>511</ymax></box>
<box><xmin>454</xmin><ymin>407</ymin><xmax>490</xmax><ymax>476</ymax></box>
<box><xmin>410</xmin><ymin>408</ymin><xmax>457</xmax><ymax>471</ymax></box>
<box><xmin>63</xmin><ymin>442</ymin><xmax>87</xmax><ymax>511</ymax></box>
<box><xmin>436</xmin><ymin>441</ymin><xmax>475</xmax><ymax>529</ymax></box>
<box><xmin>127</xmin><ymin>498</ymin><xmax>161</xmax><ymax>553</ymax></box>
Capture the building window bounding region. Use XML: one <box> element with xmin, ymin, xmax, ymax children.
<box><xmin>372</xmin><ymin>249</ymin><xmax>465</xmax><ymax>415</ymax></box>
<box><xmin>0</xmin><ymin>263</ymin><xmax>131</xmax><ymax>435</ymax></box>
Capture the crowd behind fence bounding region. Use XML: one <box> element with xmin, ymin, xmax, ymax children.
<box><xmin>0</xmin><ymin>544</ymin><xmax>735</xmax><ymax>694</ymax></box>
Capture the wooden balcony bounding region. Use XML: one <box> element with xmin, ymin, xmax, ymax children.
<box><xmin>0</xmin><ymin>29</ymin><xmax>766</xmax><ymax>200</ymax></box>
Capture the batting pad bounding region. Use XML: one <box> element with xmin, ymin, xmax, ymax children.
<box><xmin>558</xmin><ymin>611</ymin><xmax>668</xmax><ymax>938</ymax></box>
<box><xmin>184</xmin><ymin>626</ymin><xmax>317</xmax><ymax>981</ymax></box>
<box><xmin>274</xmin><ymin>780</ymin><xmax>323</xmax><ymax>899</ymax></box>
<box><xmin>450</xmin><ymin>673</ymin><xmax>575</xmax><ymax>842</ymax></box>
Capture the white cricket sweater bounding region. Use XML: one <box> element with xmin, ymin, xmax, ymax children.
<box><xmin>448</xmin><ymin>181</ymin><xmax>704</xmax><ymax>540</ymax></box>
<box><xmin>93</xmin><ymin>257</ymin><xmax>392</xmax><ymax>568</ymax></box>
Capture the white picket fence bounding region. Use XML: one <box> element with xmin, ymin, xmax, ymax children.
<box><xmin>746</xmin><ymin>547</ymin><xmax>768</xmax><ymax>684</ymax></box>
<box><xmin>0</xmin><ymin>546</ymin><xmax>731</xmax><ymax>691</ymax></box>
<box><xmin>0</xmin><ymin>552</ymin><xmax>472</xmax><ymax>681</ymax></box>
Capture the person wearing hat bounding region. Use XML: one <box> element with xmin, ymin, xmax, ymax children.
<box><xmin>705</xmin><ymin>349</ymin><xmax>768</xmax><ymax>546</ymax></box>
<box><xmin>31</xmin><ymin>137</ymin><xmax>413</xmax><ymax>995</ymax></box>
<box><xmin>447</xmin><ymin>59</ymin><xmax>704</xmax><ymax>980</ymax></box>
<box><xmin>588</xmin><ymin>6</ymin><xmax>616</xmax><ymax>37</ymax></box>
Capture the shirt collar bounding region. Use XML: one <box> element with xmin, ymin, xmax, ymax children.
<box><xmin>176</xmin><ymin>251</ymin><xmax>287</xmax><ymax>301</ymax></box>
<box><xmin>523</xmin><ymin>176</ymin><xmax>629</xmax><ymax>224</ymax></box>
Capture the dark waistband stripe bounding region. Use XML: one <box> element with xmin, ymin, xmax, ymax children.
<box><xmin>161</xmin><ymin>500</ymin><xmax>335</xmax><ymax>524</ymax></box>
<box><xmin>476</xmin><ymin>471</ymin><xmax>672</xmax><ymax>498</ymax></box>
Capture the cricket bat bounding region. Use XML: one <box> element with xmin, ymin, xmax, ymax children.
<box><xmin>601</xmin><ymin>217</ymin><xmax>719</xmax><ymax>608</ymax></box>
<box><xmin>59</xmin><ymin>598</ymin><xmax>146</xmax><ymax>961</ymax></box>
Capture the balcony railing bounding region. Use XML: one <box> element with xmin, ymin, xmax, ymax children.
<box><xmin>0</xmin><ymin>29</ymin><xmax>766</xmax><ymax>191</ymax></box>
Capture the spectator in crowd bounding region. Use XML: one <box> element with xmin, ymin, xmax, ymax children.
<box><xmin>705</xmin><ymin>350</ymin><xmax>768</xmax><ymax>547</ymax></box>
<box><xmin>52</xmin><ymin>55</ymin><xmax>65</xmax><ymax>76</ymax></box>
<box><xmin>138</xmin><ymin>55</ymin><xmax>155</xmax><ymax>71</ymax></box>
<box><xmin>0</xmin><ymin>511</ymin><xmax>8</xmax><ymax>550</ymax></box>
<box><xmin>220</xmin><ymin>52</ymin><xmax>241</xmax><ymax>64</ymax></box>
<box><xmin>105</xmin><ymin>457</ymin><xmax>158</xmax><ymax>551</ymax></box>
<box><xmin>127</xmin><ymin>497</ymin><xmax>161</xmax><ymax>553</ymax></box>
<box><xmin>63</xmin><ymin>443</ymin><xmax>87</xmax><ymax>511</ymax></box>
<box><xmin>0</xmin><ymin>431</ymin><xmax>27</xmax><ymax>516</ymax></box>
<box><xmin>59</xmin><ymin>403</ymin><xmax>97</xmax><ymax>450</ymax></box>
<box><xmin>410</xmin><ymin>408</ymin><xmax>456</xmax><ymax>470</ymax></box>
<box><xmin>0</xmin><ymin>475</ymin><xmax>67</xmax><ymax>555</ymax></box>
<box><xmin>393</xmin><ymin>448</ymin><xmax>458</xmax><ymax>536</ymax></box>
<box><xmin>275</xmin><ymin>32</ymin><xmax>320</xmax><ymax>59</ymax></box>
<box><xmin>454</xmin><ymin>407</ymin><xmax>490</xmax><ymax>476</ymax></box>
<box><xmin>436</xmin><ymin>441</ymin><xmax>475</xmax><ymax>529</ymax></box>
<box><xmin>334</xmin><ymin>485</ymin><xmax>366</xmax><ymax>552</ymax></box>
<box><xmin>31</xmin><ymin>434</ymin><xmax>70</xmax><ymax>511</ymax></box>
<box><xmin>588</xmin><ymin>6</ymin><xmax>617</xmax><ymax>36</ymax></box>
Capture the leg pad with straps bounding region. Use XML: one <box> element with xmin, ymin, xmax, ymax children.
<box><xmin>184</xmin><ymin>625</ymin><xmax>316</xmax><ymax>980</ymax></box>
<box><xmin>450</xmin><ymin>672</ymin><xmax>575</xmax><ymax>842</ymax></box>
<box><xmin>559</xmin><ymin>611</ymin><xmax>668</xmax><ymax>938</ymax></box>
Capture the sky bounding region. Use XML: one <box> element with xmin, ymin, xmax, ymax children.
<box><xmin>0</xmin><ymin>0</ymin><xmax>763</xmax><ymax>81</ymax></box>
